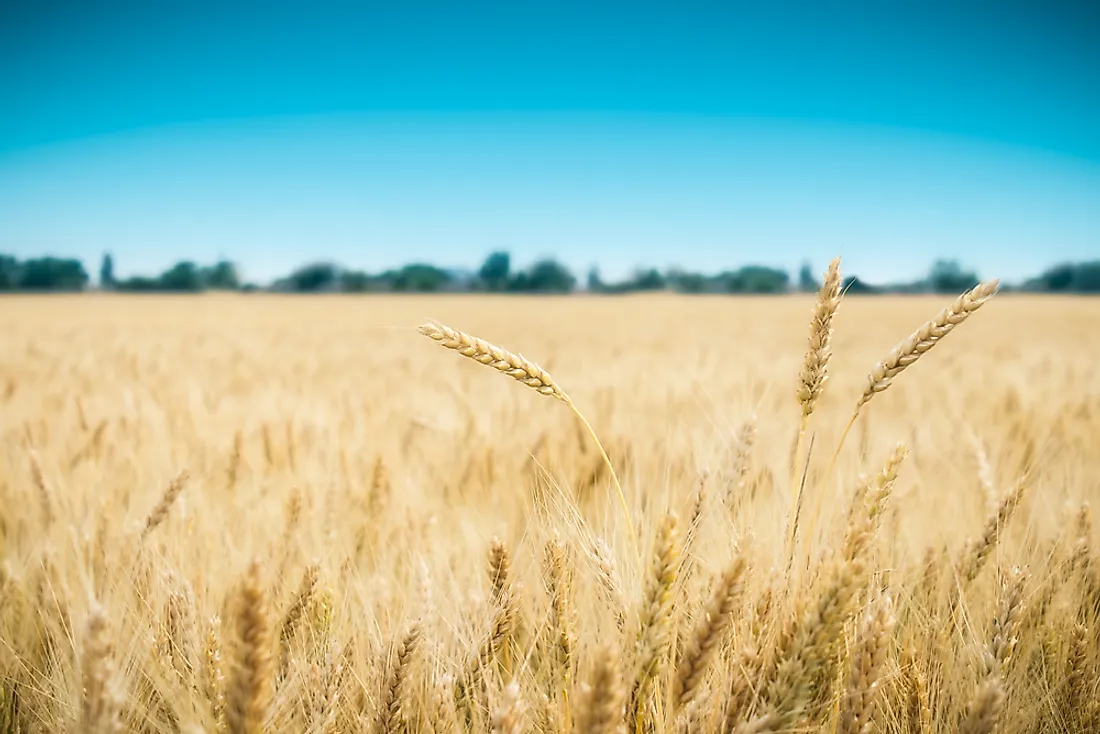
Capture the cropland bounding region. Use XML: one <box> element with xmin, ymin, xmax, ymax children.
<box><xmin>1</xmin><ymin>288</ymin><xmax>1098</xmax><ymax>733</ymax></box>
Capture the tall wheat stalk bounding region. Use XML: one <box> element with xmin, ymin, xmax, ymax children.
<box><xmin>418</xmin><ymin>320</ymin><xmax>638</xmax><ymax>560</ymax></box>
<box><xmin>786</xmin><ymin>257</ymin><xmax>843</xmax><ymax>562</ymax></box>
<box><xmin>812</xmin><ymin>279</ymin><xmax>1000</xmax><ymax>539</ymax></box>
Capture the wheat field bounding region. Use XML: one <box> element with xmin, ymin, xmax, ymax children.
<box><xmin>1</xmin><ymin>286</ymin><xmax>1098</xmax><ymax>733</ymax></box>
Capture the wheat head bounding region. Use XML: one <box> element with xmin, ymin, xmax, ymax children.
<box><xmin>858</xmin><ymin>279</ymin><xmax>1000</xmax><ymax>411</ymax></box>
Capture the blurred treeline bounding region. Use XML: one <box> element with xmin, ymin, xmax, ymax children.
<box><xmin>1</xmin><ymin>251</ymin><xmax>1098</xmax><ymax>294</ymax></box>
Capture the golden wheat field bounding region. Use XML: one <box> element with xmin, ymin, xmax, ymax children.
<box><xmin>1</xmin><ymin>285</ymin><xmax>1099</xmax><ymax>734</ymax></box>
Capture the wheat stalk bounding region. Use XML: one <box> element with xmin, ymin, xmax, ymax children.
<box><xmin>838</xmin><ymin>593</ymin><xmax>896</xmax><ymax>734</ymax></box>
<box><xmin>80</xmin><ymin>603</ymin><xmax>123</xmax><ymax>734</ymax></box>
<box><xmin>787</xmin><ymin>257</ymin><xmax>843</xmax><ymax>562</ymax></box>
<box><xmin>492</xmin><ymin>681</ymin><xmax>525</xmax><ymax>734</ymax></box>
<box><xmin>204</xmin><ymin>616</ymin><xmax>227</xmax><ymax>730</ymax></box>
<box><xmin>226</xmin><ymin>560</ymin><xmax>273</xmax><ymax>734</ymax></box>
<box><xmin>141</xmin><ymin>469</ymin><xmax>191</xmax><ymax>540</ymax></box>
<box><xmin>544</xmin><ymin>537</ymin><xmax>576</xmax><ymax>729</ymax></box>
<box><xmin>958</xmin><ymin>478</ymin><xmax>1030</xmax><ymax>586</ymax></box>
<box><xmin>279</xmin><ymin>562</ymin><xmax>320</xmax><ymax>658</ymax></box>
<box><xmin>630</xmin><ymin>512</ymin><xmax>681</xmax><ymax>733</ymax></box>
<box><xmin>489</xmin><ymin>537</ymin><xmax>512</xmax><ymax>604</ymax></box>
<box><xmin>823</xmin><ymin>279</ymin><xmax>1000</xmax><ymax>485</ymax></box>
<box><xmin>418</xmin><ymin>320</ymin><xmax>637</xmax><ymax>560</ymax></box>
<box><xmin>673</xmin><ymin>556</ymin><xmax>747</xmax><ymax>710</ymax></box>
<box><xmin>960</xmin><ymin>677</ymin><xmax>1004</xmax><ymax>734</ymax></box>
<box><xmin>578</xmin><ymin>645</ymin><xmax>625</xmax><ymax>734</ymax></box>
<box><xmin>378</xmin><ymin>622</ymin><xmax>423</xmax><ymax>734</ymax></box>
<box><xmin>798</xmin><ymin>256</ymin><xmax>844</xmax><ymax>420</ymax></box>
<box><xmin>984</xmin><ymin>566</ymin><xmax>1027</xmax><ymax>678</ymax></box>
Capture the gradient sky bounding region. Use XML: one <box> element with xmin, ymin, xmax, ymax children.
<box><xmin>1</xmin><ymin>0</ymin><xmax>1098</xmax><ymax>284</ymax></box>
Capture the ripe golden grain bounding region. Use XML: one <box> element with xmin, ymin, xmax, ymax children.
<box><xmin>0</xmin><ymin>286</ymin><xmax>1096</xmax><ymax>734</ymax></box>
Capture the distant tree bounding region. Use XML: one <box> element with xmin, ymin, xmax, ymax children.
<box><xmin>202</xmin><ymin>260</ymin><xmax>240</xmax><ymax>290</ymax></box>
<box><xmin>115</xmin><ymin>276</ymin><xmax>163</xmax><ymax>292</ymax></box>
<box><xmin>717</xmin><ymin>265</ymin><xmax>789</xmax><ymax>294</ymax></box>
<box><xmin>1024</xmin><ymin>262</ymin><xmax>1074</xmax><ymax>292</ymax></box>
<box><xmin>927</xmin><ymin>259</ymin><xmax>979</xmax><ymax>293</ymax></box>
<box><xmin>477</xmin><ymin>251</ymin><xmax>511</xmax><ymax>291</ymax></box>
<box><xmin>390</xmin><ymin>263</ymin><xmax>452</xmax><ymax>292</ymax></box>
<box><xmin>18</xmin><ymin>257</ymin><xmax>89</xmax><ymax>291</ymax></box>
<box><xmin>157</xmin><ymin>261</ymin><xmax>205</xmax><ymax>292</ymax></box>
<box><xmin>1024</xmin><ymin>261</ymin><xmax>1100</xmax><ymax>293</ymax></box>
<box><xmin>1071</xmin><ymin>261</ymin><xmax>1100</xmax><ymax>292</ymax></box>
<box><xmin>668</xmin><ymin>269</ymin><xmax>707</xmax><ymax>293</ymax></box>
<box><xmin>798</xmin><ymin>262</ymin><xmax>817</xmax><ymax>292</ymax></box>
<box><xmin>283</xmin><ymin>262</ymin><xmax>340</xmax><ymax>292</ymax></box>
<box><xmin>629</xmin><ymin>268</ymin><xmax>666</xmax><ymax>291</ymax></box>
<box><xmin>340</xmin><ymin>270</ymin><xmax>373</xmax><ymax>292</ymax></box>
<box><xmin>99</xmin><ymin>253</ymin><xmax>116</xmax><ymax>290</ymax></box>
<box><xmin>0</xmin><ymin>255</ymin><xmax>20</xmax><ymax>290</ymax></box>
<box><xmin>514</xmin><ymin>259</ymin><xmax>575</xmax><ymax>293</ymax></box>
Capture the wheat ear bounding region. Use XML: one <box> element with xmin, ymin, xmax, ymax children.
<box><xmin>983</xmin><ymin>566</ymin><xmax>1027</xmax><ymax>679</ymax></box>
<box><xmin>488</xmin><ymin>536</ymin><xmax>512</xmax><ymax>604</ymax></box>
<box><xmin>958</xmin><ymin>477</ymin><xmax>1030</xmax><ymax>586</ymax></box>
<box><xmin>545</xmin><ymin>538</ymin><xmax>576</xmax><ymax>730</ymax></box>
<box><xmin>630</xmin><ymin>513</ymin><xmax>681</xmax><ymax>734</ymax></box>
<box><xmin>823</xmin><ymin>279</ymin><xmax>999</xmax><ymax>485</ymax></box>
<box><xmin>378</xmin><ymin>622</ymin><xmax>423</xmax><ymax>734</ymax></box>
<box><xmin>226</xmin><ymin>560</ymin><xmax>273</xmax><ymax>734</ymax></box>
<box><xmin>787</xmin><ymin>257</ymin><xmax>843</xmax><ymax>561</ymax></box>
<box><xmin>141</xmin><ymin>469</ymin><xmax>191</xmax><ymax>540</ymax></box>
<box><xmin>673</xmin><ymin>556</ymin><xmax>747</xmax><ymax>710</ymax></box>
<box><xmin>578</xmin><ymin>645</ymin><xmax>625</xmax><ymax>734</ymax></box>
<box><xmin>279</xmin><ymin>562</ymin><xmax>320</xmax><ymax>659</ymax></box>
<box><xmin>81</xmin><ymin>603</ymin><xmax>123</xmax><ymax>734</ymax></box>
<box><xmin>491</xmin><ymin>681</ymin><xmax>524</xmax><ymax>734</ymax></box>
<box><xmin>204</xmin><ymin>616</ymin><xmax>227</xmax><ymax>730</ymax></box>
<box><xmin>838</xmin><ymin>592</ymin><xmax>895</xmax><ymax>734</ymax></box>
<box><xmin>960</xmin><ymin>677</ymin><xmax>1004</xmax><ymax>734</ymax></box>
<box><xmin>418</xmin><ymin>320</ymin><xmax>637</xmax><ymax>560</ymax></box>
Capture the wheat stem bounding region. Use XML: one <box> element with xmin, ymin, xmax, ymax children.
<box><xmin>819</xmin><ymin>280</ymin><xmax>999</xmax><ymax>518</ymax></box>
<box><xmin>418</xmin><ymin>320</ymin><xmax>638</xmax><ymax>562</ymax></box>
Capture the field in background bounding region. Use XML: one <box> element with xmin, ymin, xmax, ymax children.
<box><xmin>1</xmin><ymin>293</ymin><xmax>1098</xmax><ymax>733</ymax></box>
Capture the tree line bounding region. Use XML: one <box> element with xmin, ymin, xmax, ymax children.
<box><xmin>1</xmin><ymin>251</ymin><xmax>1098</xmax><ymax>294</ymax></box>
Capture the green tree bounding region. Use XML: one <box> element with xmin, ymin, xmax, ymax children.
<box><xmin>1071</xmin><ymin>262</ymin><xmax>1100</xmax><ymax>292</ymax></box>
<box><xmin>1024</xmin><ymin>261</ymin><xmax>1100</xmax><ymax>293</ymax></box>
<box><xmin>798</xmin><ymin>262</ymin><xmax>816</xmax><ymax>292</ymax></box>
<box><xmin>18</xmin><ymin>257</ymin><xmax>89</xmax><ymax>291</ymax></box>
<box><xmin>390</xmin><ymin>263</ymin><xmax>452</xmax><ymax>292</ymax></box>
<box><xmin>667</xmin><ymin>269</ymin><xmax>707</xmax><ymax>293</ymax></box>
<box><xmin>477</xmin><ymin>251</ymin><xmax>511</xmax><ymax>291</ymax></box>
<box><xmin>115</xmin><ymin>276</ymin><xmax>161</xmax><ymax>292</ymax></box>
<box><xmin>718</xmin><ymin>266</ymin><xmax>789</xmax><ymax>294</ymax></box>
<box><xmin>629</xmin><ymin>268</ymin><xmax>666</xmax><ymax>291</ymax></box>
<box><xmin>340</xmin><ymin>270</ymin><xmax>373</xmax><ymax>292</ymax></box>
<box><xmin>157</xmin><ymin>261</ymin><xmax>205</xmax><ymax>292</ymax></box>
<box><xmin>927</xmin><ymin>259</ymin><xmax>978</xmax><ymax>293</ymax></box>
<box><xmin>99</xmin><ymin>253</ymin><xmax>116</xmax><ymax>290</ymax></box>
<box><xmin>0</xmin><ymin>255</ymin><xmax>20</xmax><ymax>290</ymax></box>
<box><xmin>513</xmin><ymin>259</ymin><xmax>575</xmax><ymax>293</ymax></box>
<box><xmin>282</xmin><ymin>262</ymin><xmax>340</xmax><ymax>292</ymax></box>
<box><xmin>202</xmin><ymin>260</ymin><xmax>240</xmax><ymax>290</ymax></box>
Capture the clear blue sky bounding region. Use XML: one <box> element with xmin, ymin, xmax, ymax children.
<box><xmin>1</xmin><ymin>0</ymin><xmax>1097</xmax><ymax>285</ymax></box>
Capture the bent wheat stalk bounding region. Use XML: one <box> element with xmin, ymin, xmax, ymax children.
<box><xmin>417</xmin><ymin>320</ymin><xmax>637</xmax><ymax>560</ymax></box>
<box><xmin>816</xmin><ymin>279</ymin><xmax>1000</xmax><ymax>522</ymax></box>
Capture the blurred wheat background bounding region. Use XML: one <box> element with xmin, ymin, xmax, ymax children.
<box><xmin>1</xmin><ymin>289</ymin><xmax>1098</xmax><ymax>733</ymax></box>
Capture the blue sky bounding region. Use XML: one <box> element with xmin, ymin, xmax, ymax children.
<box><xmin>1</xmin><ymin>0</ymin><xmax>1097</xmax><ymax>284</ymax></box>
